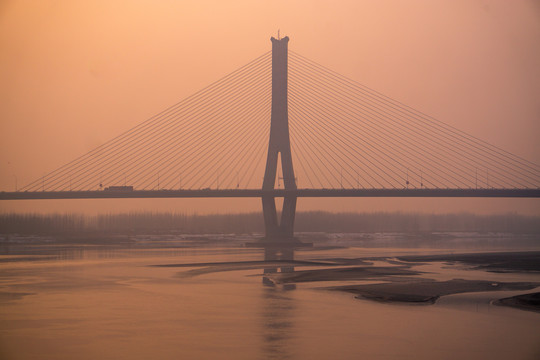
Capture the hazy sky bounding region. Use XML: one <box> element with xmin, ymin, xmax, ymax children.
<box><xmin>1</xmin><ymin>0</ymin><xmax>539</xmax><ymax>215</ymax></box>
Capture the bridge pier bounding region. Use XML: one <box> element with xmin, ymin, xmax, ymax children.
<box><xmin>262</xmin><ymin>195</ymin><xmax>297</xmax><ymax>239</ymax></box>
<box><xmin>261</xmin><ymin>36</ymin><xmax>298</xmax><ymax>242</ymax></box>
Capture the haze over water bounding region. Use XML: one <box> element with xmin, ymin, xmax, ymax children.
<box><xmin>1</xmin><ymin>231</ymin><xmax>539</xmax><ymax>360</ymax></box>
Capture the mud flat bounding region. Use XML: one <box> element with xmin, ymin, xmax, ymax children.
<box><xmin>274</xmin><ymin>266</ymin><xmax>420</xmax><ymax>283</ymax></box>
<box><xmin>396</xmin><ymin>251</ymin><xmax>540</xmax><ymax>272</ymax></box>
<box><xmin>327</xmin><ymin>279</ymin><xmax>540</xmax><ymax>304</ymax></box>
<box><xmin>156</xmin><ymin>250</ymin><xmax>540</xmax><ymax>308</ymax></box>
<box><xmin>494</xmin><ymin>292</ymin><xmax>540</xmax><ymax>313</ymax></box>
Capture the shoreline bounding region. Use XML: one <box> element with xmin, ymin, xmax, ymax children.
<box><xmin>327</xmin><ymin>279</ymin><xmax>540</xmax><ymax>305</ymax></box>
<box><xmin>494</xmin><ymin>292</ymin><xmax>540</xmax><ymax>313</ymax></box>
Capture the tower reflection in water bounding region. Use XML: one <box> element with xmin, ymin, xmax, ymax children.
<box><xmin>259</xmin><ymin>242</ymin><xmax>301</xmax><ymax>359</ymax></box>
<box><xmin>262</xmin><ymin>245</ymin><xmax>296</xmax><ymax>290</ymax></box>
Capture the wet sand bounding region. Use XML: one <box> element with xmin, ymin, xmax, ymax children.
<box><xmin>396</xmin><ymin>251</ymin><xmax>540</xmax><ymax>272</ymax></box>
<box><xmin>264</xmin><ymin>251</ymin><xmax>540</xmax><ymax>308</ymax></box>
<box><xmin>494</xmin><ymin>292</ymin><xmax>540</xmax><ymax>313</ymax></box>
<box><xmin>328</xmin><ymin>279</ymin><xmax>540</xmax><ymax>304</ymax></box>
<box><xmin>164</xmin><ymin>251</ymin><xmax>540</xmax><ymax>309</ymax></box>
<box><xmin>274</xmin><ymin>265</ymin><xmax>420</xmax><ymax>283</ymax></box>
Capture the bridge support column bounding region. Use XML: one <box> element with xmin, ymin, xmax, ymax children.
<box><xmin>262</xmin><ymin>36</ymin><xmax>297</xmax><ymax>241</ymax></box>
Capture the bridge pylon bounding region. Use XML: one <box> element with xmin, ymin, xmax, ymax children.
<box><xmin>262</xmin><ymin>36</ymin><xmax>297</xmax><ymax>241</ymax></box>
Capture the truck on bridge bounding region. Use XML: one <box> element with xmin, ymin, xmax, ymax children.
<box><xmin>103</xmin><ymin>186</ymin><xmax>134</xmax><ymax>191</ymax></box>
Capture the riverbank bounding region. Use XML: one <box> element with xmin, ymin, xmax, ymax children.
<box><xmin>495</xmin><ymin>292</ymin><xmax>540</xmax><ymax>313</ymax></box>
<box><xmin>329</xmin><ymin>279</ymin><xmax>539</xmax><ymax>305</ymax></box>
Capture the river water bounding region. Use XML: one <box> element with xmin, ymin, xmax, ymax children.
<box><xmin>1</xmin><ymin>233</ymin><xmax>539</xmax><ymax>360</ymax></box>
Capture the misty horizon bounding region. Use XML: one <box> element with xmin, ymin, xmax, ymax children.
<box><xmin>2</xmin><ymin>210</ymin><xmax>539</xmax><ymax>236</ymax></box>
<box><xmin>1</xmin><ymin>1</ymin><xmax>539</xmax><ymax>216</ymax></box>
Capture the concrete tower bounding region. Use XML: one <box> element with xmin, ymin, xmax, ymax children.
<box><xmin>262</xmin><ymin>36</ymin><xmax>297</xmax><ymax>240</ymax></box>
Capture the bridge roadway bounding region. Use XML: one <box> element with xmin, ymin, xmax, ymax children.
<box><xmin>1</xmin><ymin>188</ymin><xmax>539</xmax><ymax>200</ymax></box>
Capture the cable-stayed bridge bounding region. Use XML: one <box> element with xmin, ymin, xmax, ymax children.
<box><xmin>2</xmin><ymin>36</ymin><xmax>539</xmax><ymax>239</ymax></box>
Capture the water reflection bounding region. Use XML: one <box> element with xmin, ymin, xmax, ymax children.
<box><xmin>262</xmin><ymin>245</ymin><xmax>296</xmax><ymax>290</ymax></box>
<box><xmin>260</xmin><ymin>242</ymin><xmax>300</xmax><ymax>359</ymax></box>
<box><xmin>260</xmin><ymin>286</ymin><xmax>296</xmax><ymax>359</ymax></box>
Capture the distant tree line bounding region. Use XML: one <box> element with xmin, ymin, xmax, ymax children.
<box><xmin>295</xmin><ymin>211</ymin><xmax>540</xmax><ymax>233</ymax></box>
<box><xmin>0</xmin><ymin>211</ymin><xmax>539</xmax><ymax>236</ymax></box>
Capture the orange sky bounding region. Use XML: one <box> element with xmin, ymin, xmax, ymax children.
<box><xmin>1</xmin><ymin>0</ymin><xmax>539</xmax><ymax>215</ymax></box>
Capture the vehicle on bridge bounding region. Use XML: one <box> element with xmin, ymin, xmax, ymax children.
<box><xmin>103</xmin><ymin>186</ymin><xmax>134</xmax><ymax>192</ymax></box>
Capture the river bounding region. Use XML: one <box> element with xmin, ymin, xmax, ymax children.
<box><xmin>1</xmin><ymin>233</ymin><xmax>539</xmax><ymax>359</ymax></box>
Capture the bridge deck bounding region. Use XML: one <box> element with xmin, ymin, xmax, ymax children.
<box><xmin>1</xmin><ymin>188</ymin><xmax>539</xmax><ymax>200</ymax></box>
